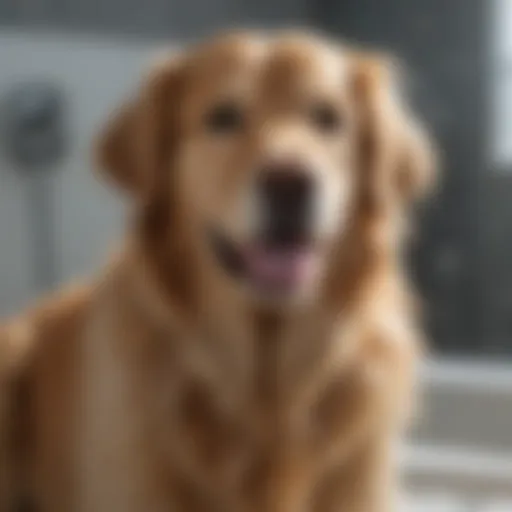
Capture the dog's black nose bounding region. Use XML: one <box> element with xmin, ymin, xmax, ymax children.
<box><xmin>257</xmin><ymin>163</ymin><xmax>313</xmax><ymax>246</ymax></box>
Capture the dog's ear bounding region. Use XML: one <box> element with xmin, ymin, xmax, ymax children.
<box><xmin>352</xmin><ymin>52</ymin><xmax>437</xmax><ymax>210</ymax></box>
<box><xmin>96</xmin><ymin>103</ymin><xmax>138</xmax><ymax>192</ymax></box>
<box><xmin>96</xmin><ymin>54</ymin><xmax>183</xmax><ymax>202</ymax></box>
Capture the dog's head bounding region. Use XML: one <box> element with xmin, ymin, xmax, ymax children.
<box><xmin>97</xmin><ymin>32</ymin><xmax>435</xmax><ymax>307</ymax></box>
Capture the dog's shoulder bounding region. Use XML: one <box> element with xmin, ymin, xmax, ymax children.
<box><xmin>0</xmin><ymin>282</ymin><xmax>93</xmax><ymax>508</ymax></box>
<box><xmin>0</xmin><ymin>283</ymin><xmax>92</xmax><ymax>380</ymax></box>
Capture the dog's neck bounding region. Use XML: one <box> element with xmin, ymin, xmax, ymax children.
<box><xmin>118</xmin><ymin>230</ymin><xmax>395</xmax><ymax>417</ymax></box>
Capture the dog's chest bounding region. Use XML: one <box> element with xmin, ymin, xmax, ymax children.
<box><xmin>78</xmin><ymin>317</ymin><xmax>371</xmax><ymax>512</ymax></box>
<box><xmin>146</xmin><ymin>345</ymin><xmax>364</xmax><ymax>511</ymax></box>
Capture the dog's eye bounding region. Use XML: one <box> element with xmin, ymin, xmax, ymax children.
<box><xmin>205</xmin><ymin>102</ymin><xmax>244</xmax><ymax>134</ymax></box>
<box><xmin>310</xmin><ymin>103</ymin><xmax>343</xmax><ymax>134</ymax></box>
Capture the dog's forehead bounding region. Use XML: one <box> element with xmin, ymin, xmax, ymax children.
<box><xmin>184</xmin><ymin>33</ymin><xmax>349</xmax><ymax>94</ymax></box>
<box><xmin>265</xmin><ymin>35</ymin><xmax>346</xmax><ymax>80</ymax></box>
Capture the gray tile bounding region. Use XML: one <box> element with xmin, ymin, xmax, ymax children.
<box><xmin>405</xmin><ymin>493</ymin><xmax>469</xmax><ymax>512</ymax></box>
<box><xmin>479</xmin><ymin>501</ymin><xmax>512</xmax><ymax>512</ymax></box>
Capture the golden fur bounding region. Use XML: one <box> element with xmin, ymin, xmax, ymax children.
<box><xmin>0</xmin><ymin>31</ymin><xmax>435</xmax><ymax>511</ymax></box>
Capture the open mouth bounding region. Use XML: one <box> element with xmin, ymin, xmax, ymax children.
<box><xmin>208</xmin><ymin>228</ymin><xmax>319</xmax><ymax>295</ymax></box>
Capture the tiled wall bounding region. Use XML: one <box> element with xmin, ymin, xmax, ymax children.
<box><xmin>0</xmin><ymin>0</ymin><xmax>311</xmax><ymax>38</ymax></box>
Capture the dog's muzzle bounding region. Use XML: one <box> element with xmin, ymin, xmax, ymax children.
<box><xmin>208</xmin><ymin>161</ymin><xmax>320</xmax><ymax>296</ymax></box>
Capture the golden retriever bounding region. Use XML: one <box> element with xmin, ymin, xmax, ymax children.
<box><xmin>0</xmin><ymin>30</ymin><xmax>435</xmax><ymax>512</ymax></box>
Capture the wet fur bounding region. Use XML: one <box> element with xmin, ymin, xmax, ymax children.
<box><xmin>0</xmin><ymin>31</ymin><xmax>434</xmax><ymax>511</ymax></box>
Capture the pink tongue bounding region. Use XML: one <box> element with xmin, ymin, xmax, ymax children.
<box><xmin>245</xmin><ymin>247</ymin><xmax>314</xmax><ymax>288</ymax></box>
